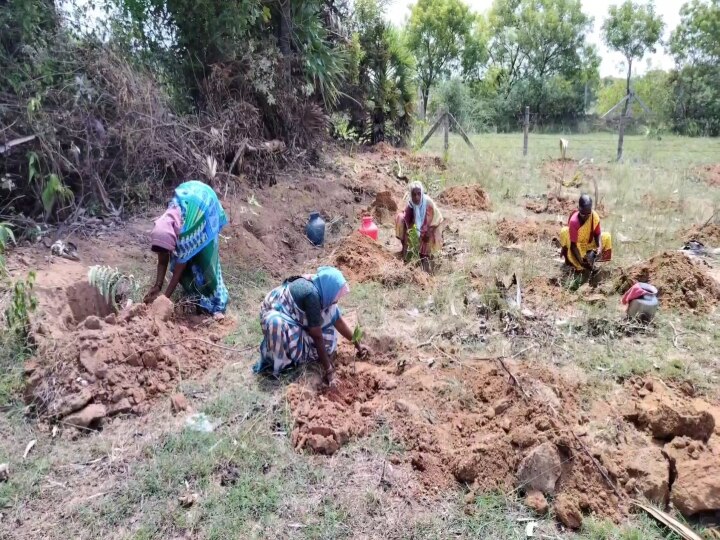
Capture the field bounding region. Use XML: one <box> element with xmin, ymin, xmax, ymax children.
<box><xmin>1</xmin><ymin>132</ymin><xmax>720</xmax><ymax>539</ymax></box>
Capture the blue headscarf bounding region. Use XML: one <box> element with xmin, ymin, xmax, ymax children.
<box><xmin>312</xmin><ymin>266</ymin><xmax>348</xmax><ymax>309</ymax></box>
<box><xmin>409</xmin><ymin>181</ymin><xmax>427</xmax><ymax>228</ymax></box>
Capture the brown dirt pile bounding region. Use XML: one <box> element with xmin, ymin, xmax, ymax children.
<box><xmin>525</xmin><ymin>194</ymin><xmax>576</xmax><ymax>216</ymax></box>
<box><xmin>287</xmin><ymin>357</ymin><xmax>720</xmax><ymax>526</ymax></box>
<box><xmin>333</xmin><ymin>232</ymin><xmax>428</xmax><ymax>287</ymax></box>
<box><xmin>697</xmin><ymin>164</ymin><xmax>720</xmax><ymax>187</ymax></box>
<box><xmin>365</xmin><ymin>190</ymin><xmax>399</xmax><ymax>224</ymax></box>
<box><xmin>437</xmin><ymin>185</ymin><xmax>491</xmax><ymax>211</ymax></box>
<box><xmin>25</xmin><ymin>295</ymin><xmax>230</xmax><ymax>427</ymax></box>
<box><xmin>495</xmin><ymin>218</ymin><xmax>558</xmax><ymax>244</ymax></box>
<box><xmin>616</xmin><ymin>251</ymin><xmax>720</xmax><ymax>313</ymax></box>
<box><xmin>683</xmin><ymin>223</ymin><xmax>720</xmax><ymax>246</ymax></box>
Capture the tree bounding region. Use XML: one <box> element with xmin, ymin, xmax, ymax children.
<box><xmin>668</xmin><ymin>0</ymin><xmax>720</xmax><ymax>135</ymax></box>
<box><xmin>406</xmin><ymin>0</ymin><xmax>474</xmax><ymax>116</ymax></box>
<box><xmin>474</xmin><ymin>0</ymin><xmax>599</xmax><ymax>129</ymax></box>
<box><xmin>338</xmin><ymin>0</ymin><xmax>414</xmax><ymax>144</ymax></box>
<box><xmin>602</xmin><ymin>1</ymin><xmax>663</xmax><ymax>158</ymax></box>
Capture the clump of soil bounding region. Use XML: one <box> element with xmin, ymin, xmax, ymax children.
<box><xmin>286</xmin><ymin>356</ymin><xmax>720</xmax><ymax>526</ymax></box>
<box><xmin>365</xmin><ymin>190</ymin><xmax>399</xmax><ymax>224</ymax></box>
<box><xmin>437</xmin><ymin>185</ymin><xmax>491</xmax><ymax>211</ymax></box>
<box><xmin>495</xmin><ymin>218</ymin><xmax>558</xmax><ymax>245</ymax></box>
<box><xmin>333</xmin><ymin>232</ymin><xmax>427</xmax><ymax>287</ymax></box>
<box><xmin>682</xmin><ymin>223</ymin><xmax>720</xmax><ymax>247</ymax></box>
<box><xmin>697</xmin><ymin>164</ymin><xmax>720</xmax><ymax>187</ymax></box>
<box><xmin>25</xmin><ymin>294</ymin><xmax>230</xmax><ymax>427</ymax></box>
<box><xmin>616</xmin><ymin>251</ymin><xmax>720</xmax><ymax>313</ymax></box>
<box><xmin>525</xmin><ymin>194</ymin><xmax>576</xmax><ymax>216</ymax></box>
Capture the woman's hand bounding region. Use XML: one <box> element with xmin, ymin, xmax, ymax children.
<box><xmin>355</xmin><ymin>342</ymin><xmax>372</xmax><ymax>359</ymax></box>
<box><xmin>143</xmin><ymin>286</ymin><xmax>162</xmax><ymax>304</ymax></box>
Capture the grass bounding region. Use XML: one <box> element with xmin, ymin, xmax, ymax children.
<box><xmin>2</xmin><ymin>131</ymin><xmax>720</xmax><ymax>539</ymax></box>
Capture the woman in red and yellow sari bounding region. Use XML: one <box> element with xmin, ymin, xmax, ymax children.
<box><xmin>559</xmin><ymin>194</ymin><xmax>612</xmax><ymax>271</ymax></box>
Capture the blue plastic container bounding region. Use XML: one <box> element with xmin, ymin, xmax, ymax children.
<box><xmin>305</xmin><ymin>212</ymin><xmax>326</xmax><ymax>246</ymax></box>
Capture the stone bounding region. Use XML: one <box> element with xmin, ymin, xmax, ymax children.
<box><xmin>554</xmin><ymin>493</ymin><xmax>583</xmax><ymax>529</ymax></box>
<box><xmin>126</xmin><ymin>352</ymin><xmax>141</xmax><ymax>367</ymax></box>
<box><xmin>54</xmin><ymin>388</ymin><xmax>94</xmax><ymax>418</ymax></box>
<box><xmin>669</xmin><ymin>439</ymin><xmax>720</xmax><ymax>516</ymax></box>
<box><xmin>525</xmin><ymin>489</ymin><xmax>549</xmax><ymax>515</ymax></box>
<box><xmin>625</xmin><ymin>447</ymin><xmax>670</xmax><ymax>504</ymax></box>
<box><xmin>79</xmin><ymin>349</ymin><xmax>108</xmax><ymax>379</ymax></box>
<box><xmin>142</xmin><ymin>351</ymin><xmax>158</xmax><ymax>369</ymax></box>
<box><xmin>0</xmin><ymin>463</ymin><xmax>8</xmax><ymax>482</ymax></box>
<box><xmin>108</xmin><ymin>398</ymin><xmax>132</xmax><ymax>416</ymax></box>
<box><xmin>150</xmin><ymin>295</ymin><xmax>174</xmax><ymax>322</ymax></box>
<box><xmin>510</xmin><ymin>425</ymin><xmax>538</xmax><ymax>449</ymax></box>
<box><xmin>516</xmin><ymin>442</ymin><xmax>562</xmax><ymax>495</ymax></box>
<box><xmin>104</xmin><ymin>314</ymin><xmax>117</xmax><ymax>325</ymax></box>
<box><xmin>626</xmin><ymin>401</ymin><xmax>715</xmax><ymax>441</ymax></box>
<box><xmin>83</xmin><ymin>316</ymin><xmax>102</xmax><ymax>330</ymax></box>
<box><xmin>453</xmin><ymin>455</ymin><xmax>481</xmax><ymax>483</ymax></box>
<box><xmin>64</xmin><ymin>404</ymin><xmax>107</xmax><ymax>429</ymax></box>
<box><xmin>170</xmin><ymin>393</ymin><xmax>189</xmax><ymax>413</ymax></box>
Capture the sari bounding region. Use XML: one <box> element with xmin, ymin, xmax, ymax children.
<box><xmin>395</xmin><ymin>184</ymin><xmax>444</xmax><ymax>258</ymax></box>
<box><xmin>254</xmin><ymin>276</ymin><xmax>342</xmax><ymax>376</ymax></box>
<box><xmin>170</xmin><ymin>181</ymin><xmax>229</xmax><ymax>313</ymax></box>
<box><xmin>559</xmin><ymin>210</ymin><xmax>612</xmax><ymax>270</ymax></box>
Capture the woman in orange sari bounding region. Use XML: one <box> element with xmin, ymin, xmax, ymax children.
<box><xmin>559</xmin><ymin>194</ymin><xmax>612</xmax><ymax>271</ymax></box>
<box><xmin>395</xmin><ymin>181</ymin><xmax>444</xmax><ymax>272</ymax></box>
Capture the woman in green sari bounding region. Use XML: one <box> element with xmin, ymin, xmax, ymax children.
<box><xmin>144</xmin><ymin>180</ymin><xmax>229</xmax><ymax>314</ymax></box>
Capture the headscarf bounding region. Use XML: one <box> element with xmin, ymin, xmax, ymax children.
<box><xmin>312</xmin><ymin>266</ymin><xmax>349</xmax><ymax>309</ymax></box>
<box><xmin>150</xmin><ymin>205</ymin><xmax>182</xmax><ymax>252</ymax></box>
<box><xmin>409</xmin><ymin>181</ymin><xmax>428</xmax><ymax>229</ymax></box>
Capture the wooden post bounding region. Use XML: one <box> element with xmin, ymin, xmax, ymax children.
<box><xmin>523</xmin><ymin>106</ymin><xmax>529</xmax><ymax>157</ymax></box>
<box><xmin>418</xmin><ymin>114</ymin><xmax>444</xmax><ymax>149</ymax></box>
<box><xmin>442</xmin><ymin>107</ymin><xmax>449</xmax><ymax>154</ymax></box>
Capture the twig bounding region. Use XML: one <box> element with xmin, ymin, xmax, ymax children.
<box><xmin>668</xmin><ymin>321</ymin><xmax>702</xmax><ymax>351</ymax></box>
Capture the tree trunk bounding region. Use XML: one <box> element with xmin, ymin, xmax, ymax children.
<box><xmin>617</xmin><ymin>58</ymin><xmax>632</xmax><ymax>162</ymax></box>
<box><xmin>278</xmin><ymin>0</ymin><xmax>291</xmax><ymax>55</ymax></box>
<box><xmin>421</xmin><ymin>87</ymin><xmax>430</xmax><ymax>122</ymax></box>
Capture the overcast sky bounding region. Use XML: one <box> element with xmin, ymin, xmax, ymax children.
<box><xmin>384</xmin><ymin>0</ymin><xmax>685</xmax><ymax>78</ymax></box>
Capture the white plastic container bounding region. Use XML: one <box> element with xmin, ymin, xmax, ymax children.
<box><xmin>627</xmin><ymin>283</ymin><xmax>659</xmax><ymax>322</ymax></box>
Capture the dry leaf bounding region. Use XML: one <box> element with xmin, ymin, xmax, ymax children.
<box><xmin>23</xmin><ymin>440</ymin><xmax>36</xmax><ymax>460</ymax></box>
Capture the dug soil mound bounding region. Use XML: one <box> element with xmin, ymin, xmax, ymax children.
<box><xmin>525</xmin><ymin>194</ymin><xmax>576</xmax><ymax>216</ymax></box>
<box><xmin>286</xmin><ymin>355</ymin><xmax>720</xmax><ymax>527</ymax></box>
<box><xmin>437</xmin><ymin>185</ymin><xmax>491</xmax><ymax>211</ymax></box>
<box><xmin>697</xmin><ymin>164</ymin><xmax>720</xmax><ymax>187</ymax></box>
<box><xmin>365</xmin><ymin>190</ymin><xmax>399</xmax><ymax>224</ymax></box>
<box><xmin>25</xmin><ymin>293</ymin><xmax>231</xmax><ymax>428</ymax></box>
<box><xmin>495</xmin><ymin>218</ymin><xmax>559</xmax><ymax>245</ymax></box>
<box><xmin>616</xmin><ymin>251</ymin><xmax>720</xmax><ymax>313</ymax></box>
<box><xmin>333</xmin><ymin>232</ymin><xmax>428</xmax><ymax>287</ymax></box>
<box><xmin>682</xmin><ymin>223</ymin><xmax>720</xmax><ymax>246</ymax></box>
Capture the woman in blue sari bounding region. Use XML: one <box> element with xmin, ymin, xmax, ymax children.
<box><xmin>254</xmin><ymin>266</ymin><xmax>369</xmax><ymax>386</ymax></box>
<box><xmin>144</xmin><ymin>181</ymin><xmax>229</xmax><ymax>315</ymax></box>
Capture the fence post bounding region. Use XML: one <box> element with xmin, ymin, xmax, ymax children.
<box><xmin>442</xmin><ymin>107</ymin><xmax>449</xmax><ymax>154</ymax></box>
<box><xmin>523</xmin><ymin>106</ymin><xmax>529</xmax><ymax>157</ymax></box>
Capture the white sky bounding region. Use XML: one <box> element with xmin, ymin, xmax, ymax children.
<box><xmin>384</xmin><ymin>0</ymin><xmax>685</xmax><ymax>77</ymax></box>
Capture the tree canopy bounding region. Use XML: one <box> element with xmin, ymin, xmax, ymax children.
<box><xmin>406</xmin><ymin>0</ymin><xmax>475</xmax><ymax>115</ymax></box>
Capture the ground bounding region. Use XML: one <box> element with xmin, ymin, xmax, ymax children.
<box><xmin>1</xmin><ymin>133</ymin><xmax>720</xmax><ymax>539</ymax></box>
